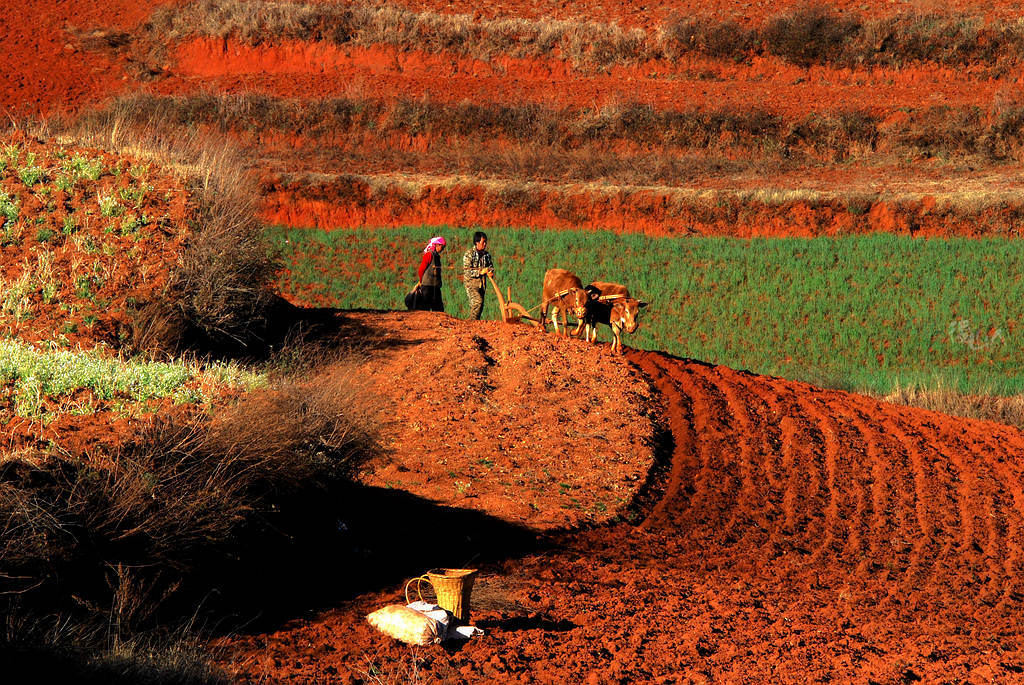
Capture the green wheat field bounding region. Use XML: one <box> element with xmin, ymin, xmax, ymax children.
<box><xmin>272</xmin><ymin>225</ymin><xmax>1023</xmax><ymax>395</ymax></box>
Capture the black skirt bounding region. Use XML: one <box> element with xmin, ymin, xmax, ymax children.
<box><xmin>405</xmin><ymin>286</ymin><xmax>444</xmax><ymax>312</ymax></box>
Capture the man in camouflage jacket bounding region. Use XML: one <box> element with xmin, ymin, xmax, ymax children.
<box><xmin>462</xmin><ymin>231</ymin><xmax>494</xmax><ymax>320</ymax></box>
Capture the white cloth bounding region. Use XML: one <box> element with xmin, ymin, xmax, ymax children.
<box><xmin>405</xmin><ymin>601</ymin><xmax>484</xmax><ymax>641</ymax></box>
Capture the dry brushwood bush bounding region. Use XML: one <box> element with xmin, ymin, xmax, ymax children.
<box><xmin>57</xmin><ymin>101</ymin><xmax>281</xmax><ymax>353</ymax></box>
<box><xmin>0</xmin><ymin>363</ymin><xmax>378</xmax><ymax>655</ymax></box>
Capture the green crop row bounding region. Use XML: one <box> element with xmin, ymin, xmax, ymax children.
<box><xmin>270</xmin><ymin>226</ymin><xmax>1024</xmax><ymax>396</ymax></box>
<box><xmin>0</xmin><ymin>340</ymin><xmax>265</xmax><ymax>419</ymax></box>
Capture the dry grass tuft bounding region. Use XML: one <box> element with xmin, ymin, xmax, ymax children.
<box><xmin>140</xmin><ymin>1</ymin><xmax>1024</xmax><ymax>71</ymax></box>
<box><xmin>51</xmin><ymin>99</ymin><xmax>281</xmax><ymax>352</ymax></box>
<box><xmin>93</xmin><ymin>93</ymin><xmax>1024</xmax><ymax>180</ymax></box>
<box><xmin>879</xmin><ymin>384</ymin><xmax>1024</xmax><ymax>432</ymax></box>
<box><xmin>762</xmin><ymin>5</ymin><xmax>861</xmax><ymax>67</ymax></box>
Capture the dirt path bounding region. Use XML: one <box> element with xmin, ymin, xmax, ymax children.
<box><xmin>220</xmin><ymin>341</ymin><xmax>1024</xmax><ymax>683</ymax></box>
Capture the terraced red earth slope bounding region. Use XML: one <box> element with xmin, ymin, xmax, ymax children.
<box><xmin>219</xmin><ymin>327</ymin><xmax>1024</xmax><ymax>683</ymax></box>
<box><xmin>12</xmin><ymin>0</ymin><xmax>1022</xmax><ymax>236</ymax></box>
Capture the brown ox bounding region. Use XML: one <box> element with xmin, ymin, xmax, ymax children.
<box><xmin>582</xmin><ymin>281</ymin><xmax>648</xmax><ymax>353</ymax></box>
<box><xmin>541</xmin><ymin>268</ymin><xmax>594</xmax><ymax>335</ymax></box>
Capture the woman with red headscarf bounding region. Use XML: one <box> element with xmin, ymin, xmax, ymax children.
<box><xmin>409</xmin><ymin>236</ymin><xmax>446</xmax><ymax>312</ymax></box>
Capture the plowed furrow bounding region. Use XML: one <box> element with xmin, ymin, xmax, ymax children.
<box><xmin>971</xmin><ymin>430</ymin><xmax>1024</xmax><ymax>606</ymax></box>
<box><xmin>704</xmin><ymin>369</ymin><xmax>770</xmax><ymax>546</ymax></box>
<box><xmin>833</xmin><ymin>402</ymin><xmax>889</xmax><ymax>563</ymax></box>
<box><xmin>932</xmin><ymin>423</ymin><xmax>1010</xmax><ymax>606</ymax></box>
<box><xmin>678</xmin><ymin>365</ymin><xmax>744</xmax><ymax>540</ymax></box>
<box><xmin>624</xmin><ymin>351</ymin><xmax>1024</xmax><ymax>617</ymax></box>
<box><xmin>856</xmin><ymin>403</ymin><xmax>941</xmax><ymax>593</ymax></box>
<box><xmin>801</xmin><ymin>389</ymin><xmax>874</xmax><ymax>563</ymax></box>
<box><xmin>773</xmin><ymin>397</ymin><xmax>828</xmax><ymax>555</ymax></box>
<box><xmin>892</xmin><ymin>419</ymin><xmax>967</xmax><ymax>604</ymax></box>
<box><xmin>789</xmin><ymin>387</ymin><xmax>848</xmax><ymax>563</ymax></box>
<box><xmin>628</xmin><ymin>352</ymin><xmax>699</xmax><ymax>529</ymax></box>
<box><xmin>844</xmin><ymin>398</ymin><xmax>936</xmax><ymax>603</ymax></box>
<box><xmin>636</xmin><ymin>355</ymin><xmax>725</xmax><ymax>534</ymax></box>
<box><xmin>720</xmin><ymin>372</ymin><xmax>791</xmax><ymax>552</ymax></box>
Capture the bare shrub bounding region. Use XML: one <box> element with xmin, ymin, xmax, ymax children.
<box><xmin>855</xmin><ymin>15</ymin><xmax>1024</xmax><ymax>68</ymax></box>
<box><xmin>981</xmin><ymin>102</ymin><xmax>1024</xmax><ymax>161</ymax></box>
<box><xmin>206</xmin><ymin>363</ymin><xmax>379</xmax><ymax>480</ymax></box>
<box><xmin>893</xmin><ymin>106</ymin><xmax>984</xmax><ymax>157</ymax></box>
<box><xmin>1</xmin><ymin>604</ymin><xmax>229</xmax><ymax>684</ymax></box>
<box><xmin>142</xmin><ymin>0</ymin><xmax>1024</xmax><ymax>72</ymax></box>
<box><xmin>488</xmin><ymin>184</ymin><xmax>543</xmax><ymax>212</ymax></box>
<box><xmin>560</xmin><ymin>22</ymin><xmax>649</xmax><ymax>69</ymax></box>
<box><xmin>763</xmin><ymin>5</ymin><xmax>861</xmax><ymax>67</ymax></box>
<box><xmin>96</xmin><ymin>93</ymin><xmax>1024</xmax><ymax>170</ymax></box>
<box><xmin>149</xmin><ymin>1</ymin><xmax>656</xmax><ymax>69</ymax></box>
<box><xmin>660</xmin><ymin>15</ymin><xmax>754</xmax><ymax>60</ymax></box>
<box><xmin>0</xmin><ymin>361</ymin><xmax>377</xmax><ymax>669</ymax></box>
<box><xmin>65</xmin><ymin>99</ymin><xmax>280</xmax><ymax>351</ymax></box>
<box><xmin>128</xmin><ymin>301</ymin><xmax>191</xmax><ymax>359</ymax></box>
<box><xmin>785</xmin><ymin>110</ymin><xmax>879</xmax><ymax>161</ymax></box>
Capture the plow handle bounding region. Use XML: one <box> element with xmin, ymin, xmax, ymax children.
<box><xmin>486</xmin><ymin>272</ymin><xmax>509</xmax><ymax>320</ymax></box>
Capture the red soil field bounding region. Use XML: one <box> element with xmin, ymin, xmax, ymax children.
<box><xmin>6</xmin><ymin>2</ymin><xmax>1024</xmax><ymax>681</ymax></box>
<box><xmin>0</xmin><ymin>0</ymin><xmax>179</xmax><ymax>118</ymax></box>
<box><xmin>0</xmin><ymin>133</ymin><xmax>190</xmax><ymax>348</ymax></box>
<box><xmin>167</xmin><ymin>39</ymin><xmax>1014</xmax><ymax>118</ymax></box>
<box><xmin>8</xmin><ymin>0</ymin><xmax>1024</xmax><ymax>236</ymax></box>
<box><xmin>219</xmin><ymin>314</ymin><xmax>1024</xmax><ymax>683</ymax></box>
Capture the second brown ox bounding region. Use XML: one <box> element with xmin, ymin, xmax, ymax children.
<box><xmin>582</xmin><ymin>281</ymin><xmax>648</xmax><ymax>353</ymax></box>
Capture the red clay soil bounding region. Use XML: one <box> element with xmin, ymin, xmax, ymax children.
<box><xmin>0</xmin><ymin>394</ymin><xmax>197</xmax><ymax>464</ymax></box>
<box><xmin>219</xmin><ymin>316</ymin><xmax>1024</xmax><ymax>682</ymax></box>
<box><xmin>165</xmin><ymin>39</ymin><xmax>1015</xmax><ymax>119</ymax></box>
<box><xmin>10</xmin><ymin>3</ymin><xmax>1022</xmax><ymax>237</ymax></box>
<box><xmin>0</xmin><ymin>132</ymin><xmax>190</xmax><ymax>348</ymax></box>
<box><xmin>0</xmin><ymin>133</ymin><xmax>199</xmax><ymax>460</ymax></box>
<box><xmin>348</xmin><ymin>311</ymin><xmax>658</xmax><ymax>531</ymax></box>
<box><xmin>0</xmin><ymin>0</ymin><xmax>180</xmax><ymax>118</ymax></box>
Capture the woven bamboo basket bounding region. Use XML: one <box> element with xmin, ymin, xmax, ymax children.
<box><xmin>405</xmin><ymin>568</ymin><xmax>478</xmax><ymax>623</ymax></box>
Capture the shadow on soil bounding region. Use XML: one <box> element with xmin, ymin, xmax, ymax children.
<box><xmin>261</xmin><ymin>301</ymin><xmax>433</xmax><ymax>356</ymax></box>
<box><xmin>204</xmin><ymin>479</ymin><xmax>541</xmax><ymax>635</ymax></box>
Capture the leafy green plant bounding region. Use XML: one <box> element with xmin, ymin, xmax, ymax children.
<box><xmin>61</xmin><ymin>216</ymin><xmax>77</xmax><ymax>234</ymax></box>
<box><xmin>129</xmin><ymin>162</ymin><xmax>151</xmax><ymax>179</ymax></box>
<box><xmin>66</xmin><ymin>154</ymin><xmax>105</xmax><ymax>181</ymax></box>
<box><xmin>54</xmin><ymin>173</ymin><xmax>76</xmax><ymax>192</ymax></box>
<box><xmin>72</xmin><ymin>233</ymin><xmax>99</xmax><ymax>253</ymax></box>
<box><xmin>75</xmin><ymin>274</ymin><xmax>95</xmax><ymax>301</ymax></box>
<box><xmin>0</xmin><ymin>269</ymin><xmax>34</xmax><ymax>321</ymax></box>
<box><xmin>35</xmin><ymin>227</ymin><xmax>55</xmax><ymax>243</ymax></box>
<box><xmin>2</xmin><ymin>143</ymin><xmax>21</xmax><ymax>169</ymax></box>
<box><xmin>40</xmin><ymin>281</ymin><xmax>58</xmax><ymax>304</ymax></box>
<box><xmin>0</xmin><ymin>339</ymin><xmax>266</xmax><ymax>418</ymax></box>
<box><xmin>18</xmin><ymin>165</ymin><xmax>45</xmax><ymax>187</ymax></box>
<box><xmin>0</xmin><ymin>190</ymin><xmax>20</xmax><ymax>226</ymax></box>
<box><xmin>119</xmin><ymin>182</ymin><xmax>154</xmax><ymax>208</ymax></box>
<box><xmin>119</xmin><ymin>213</ymin><xmax>149</xmax><ymax>236</ymax></box>
<box><xmin>98</xmin><ymin>193</ymin><xmax>124</xmax><ymax>217</ymax></box>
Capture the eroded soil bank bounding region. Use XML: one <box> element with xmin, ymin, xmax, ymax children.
<box><xmin>261</xmin><ymin>178</ymin><xmax>1024</xmax><ymax>237</ymax></box>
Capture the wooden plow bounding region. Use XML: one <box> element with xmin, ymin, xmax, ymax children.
<box><xmin>486</xmin><ymin>273</ymin><xmax>541</xmax><ymax>326</ymax></box>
